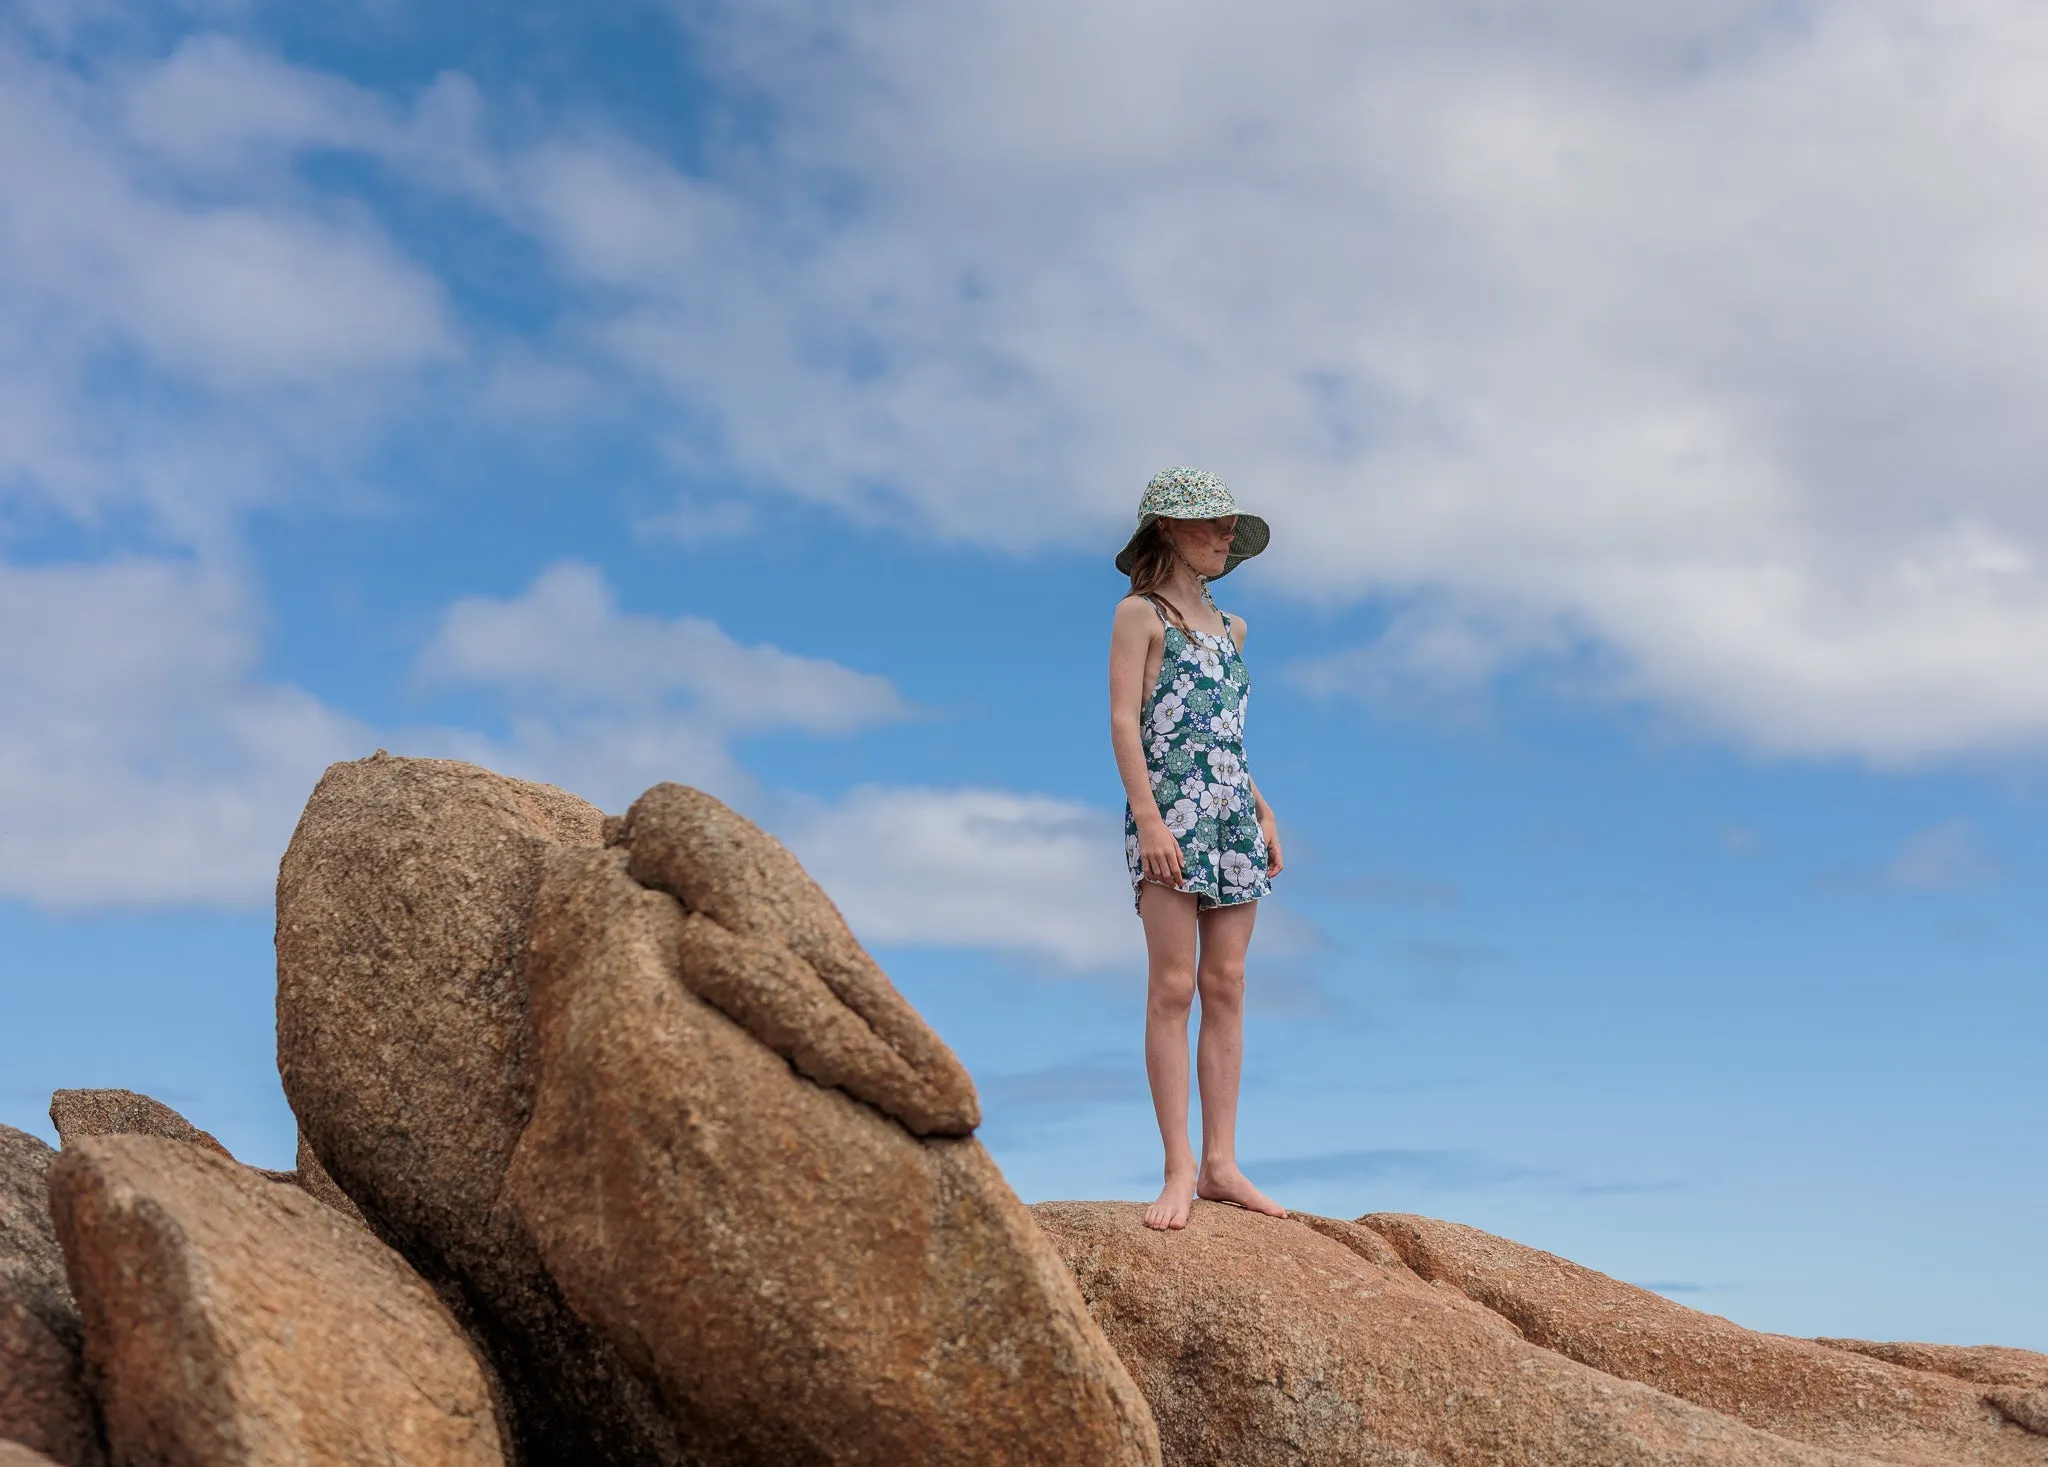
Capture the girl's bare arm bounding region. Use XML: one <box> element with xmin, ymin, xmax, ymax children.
<box><xmin>1110</xmin><ymin>596</ymin><xmax>1183</xmax><ymax>885</ymax></box>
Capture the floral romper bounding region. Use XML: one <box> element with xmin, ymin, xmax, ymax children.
<box><xmin>1125</xmin><ymin>598</ymin><xmax>1273</xmax><ymax>913</ymax></box>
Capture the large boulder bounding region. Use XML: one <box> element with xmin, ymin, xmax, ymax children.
<box><xmin>276</xmin><ymin>753</ymin><xmax>676</xmax><ymax>1463</ymax></box>
<box><xmin>0</xmin><ymin>1128</ymin><xmax>102</xmax><ymax>1467</ymax></box>
<box><xmin>1035</xmin><ymin>1199</ymin><xmax>1883</xmax><ymax>1467</ymax></box>
<box><xmin>504</xmin><ymin>828</ymin><xmax>1157</xmax><ymax>1465</ymax></box>
<box><xmin>47</xmin><ymin>1135</ymin><xmax>505</xmax><ymax>1467</ymax></box>
<box><xmin>1362</xmin><ymin>1213</ymin><xmax>2044</xmax><ymax>1465</ymax></box>
<box><xmin>277</xmin><ymin>757</ymin><xmax>1154</xmax><ymax>1465</ymax></box>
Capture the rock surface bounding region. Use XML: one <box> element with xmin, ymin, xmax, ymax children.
<box><xmin>277</xmin><ymin>753</ymin><xmax>675</xmax><ymax>1464</ymax></box>
<box><xmin>1814</xmin><ymin>1338</ymin><xmax>2048</xmax><ymax>1389</ymax></box>
<box><xmin>1362</xmin><ymin>1213</ymin><xmax>2044</xmax><ymax>1466</ymax></box>
<box><xmin>504</xmin><ymin>839</ymin><xmax>1157</xmax><ymax>1466</ymax></box>
<box><xmin>614</xmin><ymin>782</ymin><xmax>979</xmax><ymax>1136</ymax></box>
<box><xmin>47</xmin><ymin>1091</ymin><xmax>229</xmax><ymax>1158</ymax></box>
<box><xmin>48</xmin><ymin>1089</ymin><xmax>363</xmax><ymax>1225</ymax></box>
<box><xmin>1035</xmin><ymin>1199</ymin><xmax>1875</xmax><ymax>1467</ymax></box>
<box><xmin>48</xmin><ymin>1135</ymin><xmax>504</xmax><ymax>1467</ymax></box>
<box><xmin>0</xmin><ymin>1128</ymin><xmax>102</xmax><ymax>1467</ymax></box>
<box><xmin>0</xmin><ymin>1444</ymin><xmax>68</xmax><ymax>1467</ymax></box>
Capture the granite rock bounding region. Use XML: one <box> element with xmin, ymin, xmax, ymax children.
<box><xmin>48</xmin><ymin>1135</ymin><xmax>504</xmax><ymax>1467</ymax></box>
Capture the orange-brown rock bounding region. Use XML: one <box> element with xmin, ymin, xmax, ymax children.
<box><xmin>1361</xmin><ymin>1213</ymin><xmax>2044</xmax><ymax>1466</ymax></box>
<box><xmin>1815</xmin><ymin>1339</ymin><xmax>2048</xmax><ymax>1389</ymax></box>
<box><xmin>47</xmin><ymin>1090</ymin><xmax>229</xmax><ymax>1158</ymax></box>
<box><xmin>504</xmin><ymin>840</ymin><xmax>1159</xmax><ymax>1466</ymax></box>
<box><xmin>0</xmin><ymin>1128</ymin><xmax>102</xmax><ymax>1467</ymax></box>
<box><xmin>45</xmin><ymin>1090</ymin><xmax>361</xmax><ymax>1225</ymax></box>
<box><xmin>47</xmin><ymin>1135</ymin><xmax>504</xmax><ymax>1467</ymax></box>
<box><xmin>1035</xmin><ymin>1199</ymin><xmax>1873</xmax><ymax>1467</ymax></box>
<box><xmin>614</xmin><ymin>782</ymin><xmax>979</xmax><ymax>1135</ymax></box>
<box><xmin>289</xmin><ymin>1132</ymin><xmax>366</xmax><ymax>1224</ymax></box>
<box><xmin>0</xmin><ymin>1444</ymin><xmax>68</xmax><ymax>1467</ymax></box>
<box><xmin>276</xmin><ymin>753</ymin><xmax>677</xmax><ymax>1464</ymax></box>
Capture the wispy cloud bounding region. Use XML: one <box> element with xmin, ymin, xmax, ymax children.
<box><xmin>1245</xmin><ymin>1145</ymin><xmax>1681</xmax><ymax>1197</ymax></box>
<box><xmin>0</xmin><ymin>560</ymin><xmax>366</xmax><ymax>906</ymax></box>
<box><xmin>781</xmin><ymin>786</ymin><xmax>1139</xmax><ymax>970</ymax></box>
<box><xmin>1880</xmin><ymin>819</ymin><xmax>1999</xmax><ymax>892</ymax></box>
<box><xmin>1816</xmin><ymin>817</ymin><xmax>2002</xmax><ymax>897</ymax></box>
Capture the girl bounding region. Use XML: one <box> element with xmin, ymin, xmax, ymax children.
<box><xmin>1108</xmin><ymin>466</ymin><xmax>1286</xmax><ymax>1231</ymax></box>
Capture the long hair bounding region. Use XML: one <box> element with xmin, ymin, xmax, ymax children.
<box><xmin>1126</xmin><ymin>520</ymin><xmax>1208</xmax><ymax>637</ymax></box>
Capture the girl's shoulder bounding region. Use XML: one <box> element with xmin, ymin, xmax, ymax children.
<box><xmin>1115</xmin><ymin>593</ymin><xmax>1166</xmax><ymax>629</ymax></box>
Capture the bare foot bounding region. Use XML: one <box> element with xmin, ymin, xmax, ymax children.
<box><xmin>1196</xmin><ymin>1164</ymin><xmax>1287</xmax><ymax>1218</ymax></box>
<box><xmin>1143</xmin><ymin>1172</ymin><xmax>1196</xmax><ymax>1231</ymax></box>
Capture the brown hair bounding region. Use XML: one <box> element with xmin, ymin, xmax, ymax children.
<box><xmin>1125</xmin><ymin>520</ymin><xmax>1204</xmax><ymax>638</ymax></box>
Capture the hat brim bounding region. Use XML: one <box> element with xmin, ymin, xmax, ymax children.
<box><xmin>1115</xmin><ymin>512</ymin><xmax>1270</xmax><ymax>579</ymax></box>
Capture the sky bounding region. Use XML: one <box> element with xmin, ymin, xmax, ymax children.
<box><xmin>1</xmin><ymin>0</ymin><xmax>2043</xmax><ymax>1351</ymax></box>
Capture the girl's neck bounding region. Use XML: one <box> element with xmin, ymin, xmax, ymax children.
<box><xmin>1154</xmin><ymin>563</ymin><xmax>1222</xmax><ymax>633</ymax></box>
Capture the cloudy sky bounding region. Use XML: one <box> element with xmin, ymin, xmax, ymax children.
<box><xmin>2</xmin><ymin>0</ymin><xmax>2043</xmax><ymax>1348</ymax></box>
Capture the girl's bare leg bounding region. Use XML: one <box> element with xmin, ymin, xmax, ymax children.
<box><xmin>1139</xmin><ymin>882</ymin><xmax>1201</xmax><ymax>1229</ymax></box>
<box><xmin>1193</xmin><ymin>901</ymin><xmax>1287</xmax><ymax>1217</ymax></box>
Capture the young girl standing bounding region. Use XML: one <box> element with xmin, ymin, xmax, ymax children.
<box><xmin>1109</xmin><ymin>467</ymin><xmax>1287</xmax><ymax>1231</ymax></box>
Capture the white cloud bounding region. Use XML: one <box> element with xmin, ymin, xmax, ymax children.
<box><xmin>0</xmin><ymin>44</ymin><xmax>456</xmax><ymax>394</ymax></box>
<box><xmin>474</xmin><ymin>0</ymin><xmax>2048</xmax><ymax>761</ymax></box>
<box><xmin>413</xmin><ymin>562</ymin><xmax>910</xmax><ymax>810</ymax></box>
<box><xmin>0</xmin><ymin>559</ymin><xmax>367</xmax><ymax>905</ymax></box>
<box><xmin>779</xmin><ymin>786</ymin><xmax>1140</xmax><ymax>970</ymax></box>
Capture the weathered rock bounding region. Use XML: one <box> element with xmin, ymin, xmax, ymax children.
<box><xmin>614</xmin><ymin>782</ymin><xmax>979</xmax><ymax>1136</ymax></box>
<box><xmin>504</xmin><ymin>841</ymin><xmax>1159</xmax><ymax>1466</ymax></box>
<box><xmin>1035</xmin><ymin>1200</ymin><xmax>1892</xmax><ymax>1467</ymax></box>
<box><xmin>47</xmin><ymin>1091</ymin><xmax>229</xmax><ymax>1158</ymax></box>
<box><xmin>0</xmin><ymin>1444</ymin><xmax>68</xmax><ymax>1467</ymax></box>
<box><xmin>0</xmin><ymin>1128</ymin><xmax>102</xmax><ymax>1467</ymax></box>
<box><xmin>1361</xmin><ymin>1213</ymin><xmax>2043</xmax><ymax>1467</ymax></box>
<box><xmin>1814</xmin><ymin>1338</ymin><xmax>2048</xmax><ymax>1389</ymax></box>
<box><xmin>48</xmin><ymin>1135</ymin><xmax>504</xmax><ymax>1467</ymax></box>
<box><xmin>48</xmin><ymin>1090</ymin><xmax>364</xmax><ymax>1225</ymax></box>
<box><xmin>275</xmin><ymin>753</ymin><xmax>677</xmax><ymax>1463</ymax></box>
<box><xmin>1991</xmin><ymin>1391</ymin><xmax>2048</xmax><ymax>1437</ymax></box>
<box><xmin>290</xmin><ymin>1132</ymin><xmax>367</xmax><ymax>1224</ymax></box>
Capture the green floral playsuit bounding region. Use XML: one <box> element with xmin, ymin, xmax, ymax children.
<box><xmin>1125</xmin><ymin>598</ymin><xmax>1273</xmax><ymax>912</ymax></box>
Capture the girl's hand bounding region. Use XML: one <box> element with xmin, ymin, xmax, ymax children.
<box><xmin>1259</xmin><ymin>813</ymin><xmax>1284</xmax><ymax>878</ymax></box>
<box><xmin>1138</xmin><ymin>814</ymin><xmax>1185</xmax><ymax>887</ymax></box>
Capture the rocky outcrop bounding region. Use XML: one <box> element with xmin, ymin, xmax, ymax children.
<box><xmin>47</xmin><ymin>1135</ymin><xmax>504</xmax><ymax>1467</ymax></box>
<box><xmin>504</xmin><ymin>833</ymin><xmax>1157</xmax><ymax>1465</ymax></box>
<box><xmin>275</xmin><ymin>754</ymin><xmax>671</xmax><ymax>1464</ymax></box>
<box><xmin>1361</xmin><ymin>1213</ymin><xmax>2043</xmax><ymax>1465</ymax></box>
<box><xmin>276</xmin><ymin>757</ymin><xmax>1151</xmax><ymax>1465</ymax></box>
<box><xmin>1035</xmin><ymin>1200</ymin><xmax>1875</xmax><ymax>1467</ymax></box>
<box><xmin>0</xmin><ymin>1128</ymin><xmax>102</xmax><ymax>1467</ymax></box>
<box><xmin>47</xmin><ymin>1091</ymin><xmax>229</xmax><ymax>1158</ymax></box>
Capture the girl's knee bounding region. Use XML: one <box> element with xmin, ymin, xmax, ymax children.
<box><xmin>1197</xmin><ymin>964</ymin><xmax>1245</xmax><ymax>1008</ymax></box>
<box><xmin>1148</xmin><ymin>968</ymin><xmax>1196</xmax><ymax>1017</ymax></box>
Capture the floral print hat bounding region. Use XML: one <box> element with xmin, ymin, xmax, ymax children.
<box><xmin>1114</xmin><ymin>466</ymin><xmax>1272</xmax><ymax>580</ymax></box>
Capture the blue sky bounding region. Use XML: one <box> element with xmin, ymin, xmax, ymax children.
<box><xmin>2</xmin><ymin>1</ymin><xmax>2044</xmax><ymax>1351</ymax></box>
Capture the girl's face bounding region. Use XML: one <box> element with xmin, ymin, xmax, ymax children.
<box><xmin>1167</xmin><ymin>515</ymin><xmax>1237</xmax><ymax>578</ymax></box>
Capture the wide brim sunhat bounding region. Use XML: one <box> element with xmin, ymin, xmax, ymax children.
<box><xmin>1114</xmin><ymin>466</ymin><xmax>1270</xmax><ymax>579</ymax></box>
